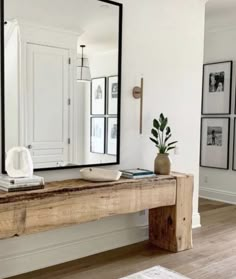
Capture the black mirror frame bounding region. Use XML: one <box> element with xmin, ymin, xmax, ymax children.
<box><xmin>0</xmin><ymin>0</ymin><xmax>123</xmax><ymax>173</ymax></box>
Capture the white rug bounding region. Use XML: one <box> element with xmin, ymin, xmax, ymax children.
<box><xmin>120</xmin><ymin>266</ymin><xmax>190</xmax><ymax>279</ymax></box>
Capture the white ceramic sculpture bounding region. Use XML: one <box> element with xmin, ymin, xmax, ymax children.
<box><xmin>80</xmin><ymin>168</ymin><xmax>122</xmax><ymax>182</ymax></box>
<box><xmin>6</xmin><ymin>147</ymin><xmax>33</xmax><ymax>178</ymax></box>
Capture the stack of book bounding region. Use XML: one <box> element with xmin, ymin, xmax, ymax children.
<box><xmin>121</xmin><ymin>168</ymin><xmax>156</xmax><ymax>179</ymax></box>
<box><xmin>0</xmin><ymin>175</ymin><xmax>45</xmax><ymax>192</ymax></box>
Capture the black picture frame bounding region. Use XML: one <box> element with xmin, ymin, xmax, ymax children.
<box><xmin>1</xmin><ymin>0</ymin><xmax>123</xmax><ymax>172</ymax></box>
<box><xmin>232</xmin><ymin>118</ymin><xmax>236</xmax><ymax>171</ymax></box>
<box><xmin>201</xmin><ymin>61</ymin><xmax>232</xmax><ymax>115</ymax></box>
<box><xmin>107</xmin><ymin>75</ymin><xmax>118</xmax><ymax>115</ymax></box>
<box><xmin>106</xmin><ymin>117</ymin><xmax>117</xmax><ymax>156</ymax></box>
<box><xmin>91</xmin><ymin>77</ymin><xmax>106</xmax><ymax>115</ymax></box>
<box><xmin>200</xmin><ymin>117</ymin><xmax>230</xmax><ymax>170</ymax></box>
<box><xmin>90</xmin><ymin>117</ymin><xmax>106</xmax><ymax>154</ymax></box>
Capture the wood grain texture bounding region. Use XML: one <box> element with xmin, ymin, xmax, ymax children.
<box><xmin>0</xmin><ymin>176</ymin><xmax>177</xmax><ymax>240</ymax></box>
<box><xmin>0</xmin><ymin>176</ymin><xmax>174</xmax><ymax>204</ymax></box>
<box><xmin>149</xmin><ymin>174</ymin><xmax>193</xmax><ymax>252</ymax></box>
<box><xmin>7</xmin><ymin>199</ymin><xmax>235</xmax><ymax>279</ymax></box>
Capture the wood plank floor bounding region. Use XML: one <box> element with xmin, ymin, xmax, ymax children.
<box><xmin>8</xmin><ymin>199</ymin><xmax>236</xmax><ymax>279</ymax></box>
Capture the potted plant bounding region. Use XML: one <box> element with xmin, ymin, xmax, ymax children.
<box><xmin>150</xmin><ymin>113</ymin><xmax>177</xmax><ymax>175</ymax></box>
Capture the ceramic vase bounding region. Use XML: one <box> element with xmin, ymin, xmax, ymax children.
<box><xmin>154</xmin><ymin>153</ymin><xmax>171</xmax><ymax>175</ymax></box>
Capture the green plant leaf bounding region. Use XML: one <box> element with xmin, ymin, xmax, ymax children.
<box><xmin>159</xmin><ymin>113</ymin><xmax>165</xmax><ymax>122</ymax></box>
<box><xmin>168</xmin><ymin>141</ymin><xmax>178</xmax><ymax>147</ymax></box>
<box><xmin>150</xmin><ymin>114</ymin><xmax>176</xmax><ymax>154</ymax></box>
<box><xmin>159</xmin><ymin>145</ymin><xmax>167</xmax><ymax>154</ymax></box>
<box><xmin>164</xmin><ymin>134</ymin><xmax>172</xmax><ymax>143</ymax></box>
<box><xmin>166</xmin><ymin>127</ymin><xmax>171</xmax><ymax>135</ymax></box>
<box><xmin>150</xmin><ymin>137</ymin><xmax>159</xmax><ymax>145</ymax></box>
<box><xmin>153</xmin><ymin>119</ymin><xmax>160</xmax><ymax>130</ymax></box>
<box><xmin>167</xmin><ymin>146</ymin><xmax>176</xmax><ymax>152</ymax></box>
<box><xmin>151</xmin><ymin>129</ymin><xmax>158</xmax><ymax>138</ymax></box>
<box><xmin>160</xmin><ymin>118</ymin><xmax>168</xmax><ymax>132</ymax></box>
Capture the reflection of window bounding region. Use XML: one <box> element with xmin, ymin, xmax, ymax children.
<box><xmin>111</xmin><ymin>124</ymin><xmax>117</xmax><ymax>139</ymax></box>
<box><xmin>111</xmin><ymin>83</ymin><xmax>118</xmax><ymax>98</ymax></box>
<box><xmin>95</xmin><ymin>85</ymin><xmax>103</xmax><ymax>99</ymax></box>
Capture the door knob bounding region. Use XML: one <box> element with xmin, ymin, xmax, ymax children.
<box><xmin>27</xmin><ymin>145</ymin><xmax>32</xmax><ymax>149</ymax></box>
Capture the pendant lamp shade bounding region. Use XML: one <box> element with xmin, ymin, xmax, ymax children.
<box><xmin>77</xmin><ymin>45</ymin><xmax>91</xmax><ymax>82</ymax></box>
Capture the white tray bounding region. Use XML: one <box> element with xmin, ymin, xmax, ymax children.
<box><xmin>80</xmin><ymin>168</ymin><xmax>122</xmax><ymax>182</ymax></box>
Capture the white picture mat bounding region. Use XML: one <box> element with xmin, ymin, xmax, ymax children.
<box><xmin>233</xmin><ymin>120</ymin><xmax>236</xmax><ymax>170</ymax></box>
<box><xmin>202</xmin><ymin>62</ymin><xmax>231</xmax><ymax>114</ymax></box>
<box><xmin>91</xmin><ymin>118</ymin><xmax>105</xmax><ymax>154</ymax></box>
<box><xmin>91</xmin><ymin>78</ymin><xmax>106</xmax><ymax>115</ymax></box>
<box><xmin>201</xmin><ymin>118</ymin><xmax>229</xmax><ymax>168</ymax></box>
<box><xmin>108</xmin><ymin>76</ymin><xmax>118</xmax><ymax>115</ymax></box>
<box><xmin>107</xmin><ymin>118</ymin><xmax>117</xmax><ymax>155</ymax></box>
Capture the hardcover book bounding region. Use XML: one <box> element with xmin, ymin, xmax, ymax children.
<box><xmin>121</xmin><ymin>168</ymin><xmax>156</xmax><ymax>179</ymax></box>
<box><xmin>0</xmin><ymin>175</ymin><xmax>45</xmax><ymax>192</ymax></box>
<box><xmin>121</xmin><ymin>168</ymin><xmax>154</xmax><ymax>176</ymax></box>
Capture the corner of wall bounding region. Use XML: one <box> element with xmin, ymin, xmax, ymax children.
<box><xmin>192</xmin><ymin>212</ymin><xmax>201</xmax><ymax>229</ymax></box>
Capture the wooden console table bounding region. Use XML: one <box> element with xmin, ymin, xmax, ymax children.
<box><xmin>0</xmin><ymin>172</ymin><xmax>193</xmax><ymax>253</ymax></box>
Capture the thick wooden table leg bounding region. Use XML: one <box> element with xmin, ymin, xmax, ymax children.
<box><xmin>149</xmin><ymin>174</ymin><xmax>193</xmax><ymax>252</ymax></box>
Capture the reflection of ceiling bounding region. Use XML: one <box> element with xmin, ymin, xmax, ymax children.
<box><xmin>206</xmin><ymin>0</ymin><xmax>236</xmax><ymax>29</ymax></box>
<box><xmin>5</xmin><ymin>0</ymin><xmax>119</xmax><ymax>53</ymax></box>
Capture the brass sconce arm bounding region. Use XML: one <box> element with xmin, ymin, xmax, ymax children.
<box><xmin>133</xmin><ymin>78</ymin><xmax>144</xmax><ymax>134</ymax></box>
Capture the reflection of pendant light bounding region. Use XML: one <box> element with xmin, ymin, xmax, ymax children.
<box><xmin>77</xmin><ymin>45</ymin><xmax>91</xmax><ymax>82</ymax></box>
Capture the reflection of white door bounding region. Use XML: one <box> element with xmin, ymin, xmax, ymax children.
<box><xmin>26</xmin><ymin>43</ymin><xmax>70</xmax><ymax>168</ymax></box>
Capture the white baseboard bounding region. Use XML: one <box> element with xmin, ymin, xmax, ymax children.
<box><xmin>0</xmin><ymin>212</ymin><xmax>201</xmax><ymax>279</ymax></box>
<box><xmin>192</xmin><ymin>212</ymin><xmax>201</xmax><ymax>229</ymax></box>
<box><xmin>200</xmin><ymin>186</ymin><xmax>236</xmax><ymax>205</ymax></box>
<box><xmin>0</xmin><ymin>225</ymin><xmax>148</xmax><ymax>279</ymax></box>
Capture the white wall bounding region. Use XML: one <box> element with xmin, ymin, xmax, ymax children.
<box><xmin>5</xmin><ymin>24</ymin><xmax>19</xmax><ymax>151</ymax></box>
<box><xmin>72</xmin><ymin>82</ymin><xmax>86</xmax><ymax>164</ymax></box>
<box><xmin>200</xmin><ymin>21</ymin><xmax>236</xmax><ymax>203</ymax></box>
<box><xmin>0</xmin><ymin>0</ymin><xmax>206</xmax><ymax>277</ymax></box>
<box><xmin>90</xmin><ymin>49</ymin><xmax>118</xmax><ymax>78</ymax></box>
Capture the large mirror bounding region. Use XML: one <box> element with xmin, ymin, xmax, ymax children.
<box><xmin>2</xmin><ymin>0</ymin><xmax>122</xmax><ymax>171</ymax></box>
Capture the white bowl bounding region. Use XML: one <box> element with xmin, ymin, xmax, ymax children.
<box><xmin>80</xmin><ymin>168</ymin><xmax>122</xmax><ymax>182</ymax></box>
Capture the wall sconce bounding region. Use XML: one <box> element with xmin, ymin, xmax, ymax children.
<box><xmin>133</xmin><ymin>78</ymin><xmax>144</xmax><ymax>134</ymax></box>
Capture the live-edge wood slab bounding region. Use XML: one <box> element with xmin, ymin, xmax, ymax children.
<box><xmin>0</xmin><ymin>175</ymin><xmax>173</xmax><ymax>203</ymax></box>
<box><xmin>0</xmin><ymin>172</ymin><xmax>193</xmax><ymax>253</ymax></box>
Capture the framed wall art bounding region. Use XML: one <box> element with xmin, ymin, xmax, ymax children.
<box><xmin>200</xmin><ymin>117</ymin><xmax>230</xmax><ymax>169</ymax></box>
<box><xmin>90</xmin><ymin>117</ymin><xmax>105</xmax><ymax>154</ymax></box>
<box><xmin>106</xmin><ymin>117</ymin><xmax>117</xmax><ymax>156</ymax></box>
<box><xmin>107</xmin><ymin>76</ymin><xmax>118</xmax><ymax>115</ymax></box>
<box><xmin>202</xmin><ymin>61</ymin><xmax>232</xmax><ymax>115</ymax></box>
<box><xmin>91</xmin><ymin>77</ymin><xmax>106</xmax><ymax>115</ymax></box>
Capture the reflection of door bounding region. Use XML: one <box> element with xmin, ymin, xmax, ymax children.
<box><xmin>26</xmin><ymin>43</ymin><xmax>70</xmax><ymax>168</ymax></box>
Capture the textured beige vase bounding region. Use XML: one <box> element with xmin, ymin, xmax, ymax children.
<box><xmin>154</xmin><ymin>153</ymin><xmax>171</xmax><ymax>175</ymax></box>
